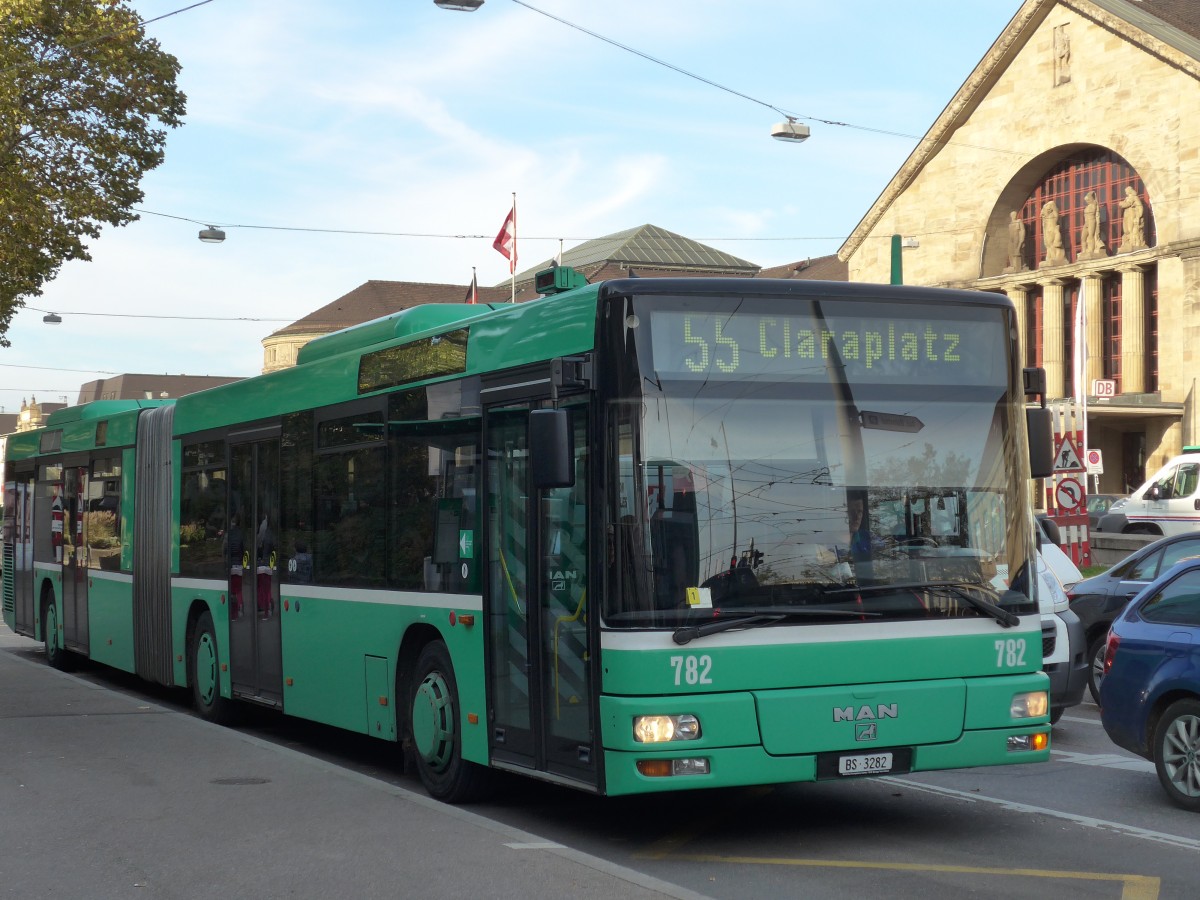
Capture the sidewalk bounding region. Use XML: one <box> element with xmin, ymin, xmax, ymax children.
<box><xmin>0</xmin><ymin>620</ymin><xmax>708</xmax><ymax>900</ymax></box>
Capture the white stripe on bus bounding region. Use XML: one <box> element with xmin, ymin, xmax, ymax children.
<box><xmin>600</xmin><ymin>615</ymin><xmax>1042</xmax><ymax>650</ymax></box>
<box><xmin>171</xmin><ymin>577</ymin><xmax>482</xmax><ymax>612</ymax></box>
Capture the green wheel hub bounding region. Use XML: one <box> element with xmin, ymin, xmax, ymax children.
<box><xmin>412</xmin><ymin>671</ymin><xmax>455</xmax><ymax>771</ymax></box>
<box><xmin>195</xmin><ymin>631</ymin><xmax>219</xmax><ymax>707</ymax></box>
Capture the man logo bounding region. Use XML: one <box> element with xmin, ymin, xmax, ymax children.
<box><xmin>856</xmin><ymin>722</ymin><xmax>878</xmax><ymax>742</ymax></box>
<box><xmin>833</xmin><ymin>704</ymin><xmax>898</xmax><ymax>722</ymax></box>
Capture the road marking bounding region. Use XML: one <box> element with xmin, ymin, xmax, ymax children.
<box><xmin>1052</xmin><ymin>748</ymin><xmax>1155</xmax><ymax>772</ymax></box>
<box><xmin>1059</xmin><ymin>713</ymin><xmax>1103</xmax><ymax>725</ymax></box>
<box><xmin>639</xmin><ymin>782</ymin><xmax>1162</xmax><ymax>898</ymax></box>
<box><xmin>884</xmin><ymin>776</ymin><xmax>1200</xmax><ymax>852</ymax></box>
<box><xmin>638</xmin><ymin>852</ymin><xmax>1160</xmax><ymax>899</ymax></box>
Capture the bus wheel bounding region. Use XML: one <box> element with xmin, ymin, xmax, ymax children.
<box><xmin>189</xmin><ymin>610</ymin><xmax>236</xmax><ymax>725</ymax></box>
<box><xmin>42</xmin><ymin>597</ymin><xmax>71</xmax><ymax>671</ymax></box>
<box><xmin>409</xmin><ymin>641</ymin><xmax>490</xmax><ymax>803</ymax></box>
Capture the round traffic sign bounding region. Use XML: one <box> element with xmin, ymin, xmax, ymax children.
<box><xmin>1055</xmin><ymin>477</ymin><xmax>1084</xmax><ymax>511</ymax></box>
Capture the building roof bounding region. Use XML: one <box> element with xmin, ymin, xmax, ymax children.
<box><xmin>510</xmin><ymin>224</ymin><xmax>758</xmax><ymax>284</ymax></box>
<box><xmin>77</xmin><ymin>374</ymin><xmax>244</xmax><ymax>404</ymax></box>
<box><xmin>838</xmin><ymin>0</ymin><xmax>1200</xmax><ymax>261</ymax></box>
<box><xmin>1120</xmin><ymin>0</ymin><xmax>1200</xmax><ymax>45</ymax></box>
<box><xmin>272</xmin><ymin>280</ymin><xmax>511</xmax><ymax>337</ymax></box>
<box><xmin>758</xmin><ymin>255</ymin><xmax>849</xmax><ymax>281</ymax></box>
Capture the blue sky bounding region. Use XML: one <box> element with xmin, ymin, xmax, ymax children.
<box><xmin>1</xmin><ymin>0</ymin><xmax>1023</xmax><ymax>413</ymax></box>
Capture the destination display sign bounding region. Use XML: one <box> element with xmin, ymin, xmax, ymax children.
<box><xmin>649</xmin><ymin>306</ymin><xmax>1007</xmax><ymax>386</ymax></box>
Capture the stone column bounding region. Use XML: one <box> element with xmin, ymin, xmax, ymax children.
<box><xmin>1042</xmin><ymin>279</ymin><xmax>1066</xmax><ymax>398</ymax></box>
<box><xmin>1120</xmin><ymin>265</ymin><xmax>1146</xmax><ymax>394</ymax></box>
<box><xmin>1081</xmin><ymin>273</ymin><xmax>1105</xmax><ymax>388</ymax></box>
<box><xmin>1005</xmin><ymin>286</ymin><xmax>1030</xmax><ymax>367</ymax></box>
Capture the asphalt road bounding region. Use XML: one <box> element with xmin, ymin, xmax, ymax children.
<box><xmin>5</xmin><ymin>622</ymin><xmax>1197</xmax><ymax>899</ymax></box>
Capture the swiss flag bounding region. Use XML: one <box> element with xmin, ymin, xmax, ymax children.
<box><xmin>493</xmin><ymin>205</ymin><xmax>516</xmax><ymax>274</ymax></box>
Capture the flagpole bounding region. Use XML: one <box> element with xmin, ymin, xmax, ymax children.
<box><xmin>510</xmin><ymin>192</ymin><xmax>517</xmax><ymax>303</ymax></box>
<box><xmin>1073</xmin><ymin>291</ymin><xmax>1089</xmax><ymax>489</ymax></box>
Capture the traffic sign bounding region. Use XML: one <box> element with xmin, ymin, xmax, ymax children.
<box><xmin>1054</xmin><ymin>435</ymin><xmax>1085</xmax><ymax>473</ymax></box>
<box><xmin>1086</xmin><ymin>448</ymin><xmax>1104</xmax><ymax>475</ymax></box>
<box><xmin>1055</xmin><ymin>476</ymin><xmax>1084</xmax><ymax>511</ymax></box>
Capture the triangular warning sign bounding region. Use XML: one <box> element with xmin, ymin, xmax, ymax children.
<box><xmin>1054</xmin><ymin>435</ymin><xmax>1085</xmax><ymax>473</ymax></box>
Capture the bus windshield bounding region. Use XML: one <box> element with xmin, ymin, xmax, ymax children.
<box><xmin>604</xmin><ymin>292</ymin><xmax>1039</xmax><ymax>627</ymax></box>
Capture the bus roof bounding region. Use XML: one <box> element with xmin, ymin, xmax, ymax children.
<box><xmin>7</xmin><ymin>277</ymin><xmax>1016</xmax><ymax>454</ymax></box>
<box><xmin>5</xmin><ymin>400</ymin><xmax>171</xmax><ymax>462</ymax></box>
<box><xmin>43</xmin><ymin>399</ymin><xmax>172</xmax><ymax>427</ymax></box>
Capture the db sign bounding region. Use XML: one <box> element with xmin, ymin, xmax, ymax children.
<box><xmin>1093</xmin><ymin>379</ymin><xmax>1117</xmax><ymax>398</ymax></box>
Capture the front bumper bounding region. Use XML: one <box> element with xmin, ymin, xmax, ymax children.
<box><xmin>1046</xmin><ymin>608</ymin><xmax>1088</xmax><ymax>713</ymax></box>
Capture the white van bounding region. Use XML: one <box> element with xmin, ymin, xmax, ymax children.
<box><xmin>1035</xmin><ymin>516</ymin><xmax>1087</xmax><ymax>722</ymax></box>
<box><xmin>1097</xmin><ymin>452</ymin><xmax>1200</xmax><ymax>535</ymax></box>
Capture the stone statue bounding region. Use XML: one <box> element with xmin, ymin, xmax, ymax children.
<box><xmin>1054</xmin><ymin>25</ymin><xmax>1071</xmax><ymax>86</ymax></box>
<box><xmin>1005</xmin><ymin>211</ymin><xmax>1027</xmax><ymax>272</ymax></box>
<box><xmin>1119</xmin><ymin>186</ymin><xmax>1147</xmax><ymax>252</ymax></box>
<box><xmin>1079</xmin><ymin>190</ymin><xmax>1108</xmax><ymax>259</ymax></box>
<box><xmin>1040</xmin><ymin>199</ymin><xmax>1067</xmax><ymax>267</ymax></box>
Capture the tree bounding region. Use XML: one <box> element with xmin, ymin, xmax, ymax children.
<box><xmin>0</xmin><ymin>0</ymin><xmax>186</xmax><ymax>345</ymax></box>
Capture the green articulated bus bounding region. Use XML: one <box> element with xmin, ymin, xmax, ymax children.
<box><xmin>3</xmin><ymin>275</ymin><xmax>1055</xmax><ymax>802</ymax></box>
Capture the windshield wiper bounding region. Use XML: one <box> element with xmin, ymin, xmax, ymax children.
<box><xmin>672</xmin><ymin>608</ymin><xmax>881</xmax><ymax>645</ymax></box>
<box><xmin>827</xmin><ymin>580</ymin><xmax>1020</xmax><ymax>628</ymax></box>
<box><xmin>934</xmin><ymin>582</ymin><xmax>1021</xmax><ymax>628</ymax></box>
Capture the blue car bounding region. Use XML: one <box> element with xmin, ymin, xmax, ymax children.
<box><xmin>1100</xmin><ymin>558</ymin><xmax>1200</xmax><ymax>811</ymax></box>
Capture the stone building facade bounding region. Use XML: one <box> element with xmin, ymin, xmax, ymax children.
<box><xmin>840</xmin><ymin>0</ymin><xmax>1200</xmax><ymax>493</ymax></box>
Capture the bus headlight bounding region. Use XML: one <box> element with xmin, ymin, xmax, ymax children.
<box><xmin>632</xmin><ymin>714</ymin><xmax>701</xmax><ymax>742</ymax></box>
<box><xmin>1008</xmin><ymin>732</ymin><xmax>1050</xmax><ymax>752</ymax></box>
<box><xmin>1010</xmin><ymin>691</ymin><xmax>1049</xmax><ymax>719</ymax></box>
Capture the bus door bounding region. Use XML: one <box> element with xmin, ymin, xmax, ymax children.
<box><xmin>227</xmin><ymin>435</ymin><xmax>283</xmax><ymax>707</ymax></box>
<box><xmin>60</xmin><ymin>462</ymin><xmax>89</xmax><ymax>652</ymax></box>
<box><xmin>5</xmin><ymin>468</ymin><xmax>36</xmax><ymax>635</ymax></box>
<box><xmin>485</xmin><ymin>403</ymin><xmax>594</xmax><ymax>786</ymax></box>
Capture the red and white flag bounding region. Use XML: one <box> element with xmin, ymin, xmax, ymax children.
<box><xmin>493</xmin><ymin>204</ymin><xmax>516</xmax><ymax>274</ymax></box>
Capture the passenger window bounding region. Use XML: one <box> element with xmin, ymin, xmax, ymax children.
<box><xmin>1176</xmin><ymin>464</ymin><xmax>1200</xmax><ymax>499</ymax></box>
<box><xmin>1153</xmin><ymin>468</ymin><xmax>1177</xmax><ymax>499</ymax></box>
<box><xmin>1160</xmin><ymin>540</ymin><xmax>1200</xmax><ymax>572</ymax></box>
<box><xmin>88</xmin><ymin>457</ymin><xmax>122</xmax><ymax>571</ymax></box>
<box><xmin>1141</xmin><ymin>571</ymin><xmax>1200</xmax><ymax>626</ymax></box>
<box><xmin>1127</xmin><ymin>549</ymin><xmax>1163</xmax><ymax>582</ymax></box>
<box><xmin>179</xmin><ymin>441</ymin><xmax>227</xmax><ymax>579</ymax></box>
<box><xmin>387</xmin><ymin>426</ymin><xmax>479</xmax><ymax>593</ymax></box>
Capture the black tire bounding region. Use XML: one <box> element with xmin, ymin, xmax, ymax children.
<box><xmin>1087</xmin><ymin>634</ymin><xmax>1107</xmax><ymax>705</ymax></box>
<box><xmin>408</xmin><ymin>641</ymin><xmax>491</xmax><ymax>803</ymax></box>
<box><xmin>1153</xmin><ymin>698</ymin><xmax>1200</xmax><ymax>812</ymax></box>
<box><xmin>42</xmin><ymin>595</ymin><xmax>72</xmax><ymax>671</ymax></box>
<box><xmin>188</xmin><ymin>610</ymin><xmax>237</xmax><ymax>725</ymax></box>
<box><xmin>1050</xmin><ymin>707</ymin><xmax>1064</xmax><ymax>725</ymax></box>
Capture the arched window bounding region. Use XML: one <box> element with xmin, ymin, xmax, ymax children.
<box><xmin>1013</xmin><ymin>149</ymin><xmax>1153</xmax><ymax>270</ymax></box>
